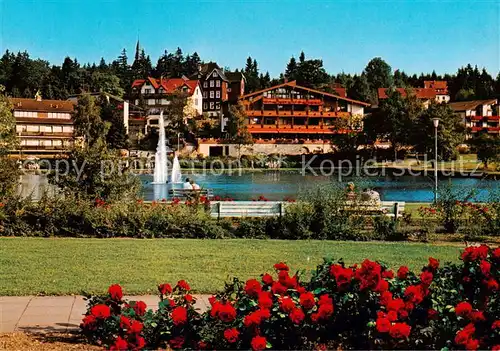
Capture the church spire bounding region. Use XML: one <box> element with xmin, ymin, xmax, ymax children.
<box><xmin>135</xmin><ymin>39</ymin><xmax>140</xmax><ymax>61</ymax></box>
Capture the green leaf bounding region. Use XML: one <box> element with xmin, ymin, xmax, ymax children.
<box><xmin>266</xmin><ymin>341</ymin><xmax>272</xmax><ymax>348</ymax></box>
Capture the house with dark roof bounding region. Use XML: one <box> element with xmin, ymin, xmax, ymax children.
<box><xmin>449</xmin><ymin>99</ymin><xmax>499</xmax><ymax>137</ymax></box>
<box><xmin>190</xmin><ymin>62</ymin><xmax>246</xmax><ymax>117</ymax></box>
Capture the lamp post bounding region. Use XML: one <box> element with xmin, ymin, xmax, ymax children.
<box><xmin>432</xmin><ymin>118</ymin><xmax>440</xmax><ymax>203</ymax></box>
<box><xmin>177</xmin><ymin>132</ymin><xmax>181</xmax><ymax>152</ymax></box>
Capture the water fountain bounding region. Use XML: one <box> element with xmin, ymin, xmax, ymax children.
<box><xmin>152</xmin><ymin>111</ymin><xmax>168</xmax><ymax>184</ymax></box>
<box><xmin>171</xmin><ymin>154</ymin><xmax>182</xmax><ymax>183</ymax></box>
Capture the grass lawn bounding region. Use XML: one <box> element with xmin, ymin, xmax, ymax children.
<box><xmin>0</xmin><ymin>238</ymin><xmax>466</xmax><ymax>296</ymax></box>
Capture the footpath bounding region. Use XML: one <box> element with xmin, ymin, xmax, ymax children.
<box><xmin>0</xmin><ymin>295</ymin><xmax>211</xmax><ymax>334</ymax></box>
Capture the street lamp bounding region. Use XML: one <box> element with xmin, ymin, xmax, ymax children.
<box><xmin>432</xmin><ymin>118</ymin><xmax>440</xmax><ymax>203</ymax></box>
<box><xmin>177</xmin><ymin>132</ymin><xmax>181</xmax><ymax>152</ymax></box>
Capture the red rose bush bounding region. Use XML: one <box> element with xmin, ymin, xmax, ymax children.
<box><xmin>81</xmin><ymin>245</ymin><xmax>499</xmax><ymax>350</ymax></box>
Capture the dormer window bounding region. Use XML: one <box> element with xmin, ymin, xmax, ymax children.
<box><xmin>145</xmin><ymin>89</ymin><xmax>151</xmax><ymax>94</ymax></box>
<box><xmin>159</xmin><ymin>88</ymin><xmax>164</xmax><ymax>94</ymax></box>
<box><xmin>212</xmin><ymin>72</ymin><xmax>217</xmax><ymax>77</ymax></box>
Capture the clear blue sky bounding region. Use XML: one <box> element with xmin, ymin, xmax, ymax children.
<box><xmin>1</xmin><ymin>0</ymin><xmax>499</xmax><ymax>78</ymax></box>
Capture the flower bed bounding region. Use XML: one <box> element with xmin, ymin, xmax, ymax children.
<box><xmin>81</xmin><ymin>245</ymin><xmax>500</xmax><ymax>350</ymax></box>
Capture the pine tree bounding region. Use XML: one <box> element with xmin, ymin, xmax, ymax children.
<box><xmin>0</xmin><ymin>85</ymin><xmax>19</xmax><ymax>198</ymax></box>
<box><xmin>285</xmin><ymin>57</ymin><xmax>298</xmax><ymax>81</ymax></box>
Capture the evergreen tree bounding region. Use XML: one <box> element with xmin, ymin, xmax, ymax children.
<box><xmin>73</xmin><ymin>94</ymin><xmax>106</xmax><ymax>147</ymax></box>
<box><xmin>364</xmin><ymin>57</ymin><xmax>394</xmax><ymax>103</ymax></box>
<box><xmin>285</xmin><ymin>56</ymin><xmax>298</xmax><ymax>81</ymax></box>
<box><xmin>244</xmin><ymin>56</ymin><xmax>260</xmax><ymax>93</ymax></box>
<box><xmin>0</xmin><ymin>85</ymin><xmax>19</xmax><ymax>198</ymax></box>
<box><xmin>259</xmin><ymin>72</ymin><xmax>271</xmax><ymax>89</ymax></box>
<box><xmin>349</xmin><ymin>73</ymin><xmax>371</xmax><ymax>103</ymax></box>
<box><xmin>102</xmin><ymin>103</ymin><xmax>128</xmax><ymax>149</ymax></box>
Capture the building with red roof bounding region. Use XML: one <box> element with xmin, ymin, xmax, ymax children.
<box><xmin>378</xmin><ymin>81</ymin><xmax>450</xmax><ymax>106</ymax></box>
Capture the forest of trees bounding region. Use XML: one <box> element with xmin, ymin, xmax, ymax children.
<box><xmin>1</xmin><ymin>46</ymin><xmax>499</xmax><ymax>105</ymax></box>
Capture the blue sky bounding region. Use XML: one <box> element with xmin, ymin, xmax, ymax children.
<box><xmin>1</xmin><ymin>0</ymin><xmax>499</xmax><ymax>77</ymax></box>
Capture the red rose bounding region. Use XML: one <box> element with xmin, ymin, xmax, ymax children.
<box><xmin>389</xmin><ymin>322</ymin><xmax>411</xmax><ymax>339</ymax></box>
<box><xmin>198</xmin><ymin>341</ymin><xmax>209</xmax><ymax>349</ymax></box>
<box><xmin>387</xmin><ymin>310</ymin><xmax>398</xmax><ymax>322</ymax></box>
<box><xmin>133</xmin><ymin>301</ymin><xmax>147</xmax><ymax>316</ymax></box>
<box><xmin>420</xmin><ymin>271</ymin><xmax>433</xmax><ymax>286</ymax></box>
<box><xmin>108</xmin><ymin>284</ymin><xmax>123</xmax><ymax>301</ymax></box>
<box><xmin>387</xmin><ymin>298</ymin><xmax>405</xmax><ymax>312</ymax></box>
<box><xmin>480</xmin><ymin>260</ymin><xmax>491</xmax><ymax>276</ymax></box>
<box><xmin>290</xmin><ymin>307</ymin><xmax>305</xmax><ymax>324</ymax></box>
<box><xmin>299</xmin><ymin>292</ymin><xmax>315</xmax><ymax>310</ymax></box>
<box><xmin>251</xmin><ymin>336</ymin><xmax>267</xmax><ymax>351</ymax></box>
<box><xmin>258</xmin><ymin>291</ymin><xmax>273</xmax><ymax>309</ymax></box>
<box><xmin>397</xmin><ymin>266</ymin><xmax>409</xmax><ymax>279</ymax></box>
<box><xmin>224</xmin><ymin>328</ymin><xmax>240</xmax><ymax>343</ymax></box>
<box><xmin>399</xmin><ymin>309</ymin><xmax>409</xmax><ymax>319</ymax></box>
<box><xmin>492</xmin><ymin>320</ymin><xmax>500</xmax><ymax>329</ymax></box>
<box><xmin>330</xmin><ymin>264</ymin><xmax>354</xmax><ymax>289</ymax></box>
<box><xmin>259</xmin><ymin>308</ymin><xmax>271</xmax><ymax>320</ymax></box>
<box><xmin>428</xmin><ymin>257</ymin><xmax>440</xmax><ymax>270</ymax></box>
<box><xmin>110</xmin><ymin>336</ymin><xmax>128</xmax><ymax>351</ymax></box>
<box><xmin>91</xmin><ymin>304</ymin><xmax>111</xmax><ymax>319</ymax></box>
<box><xmin>168</xmin><ymin>298</ymin><xmax>176</xmax><ymax>307</ymax></box>
<box><xmin>493</xmin><ymin>248</ymin><xmax>500</xmax><ymax>260</ymax></box>
<box><xmin>184</xmin><ymin>294</ymin><xmax>194</xmax><ymax>303</ymax></box>
<box><xmin>244</xmin><ymin>311</ymin><xmax>262</xmax><ymax>327</ymax></box>
<box><xmin>296</xmin><ymin>286</ymin><xmax>307</xmax><ymax>294</ymax></box>
<box><xmin>470</xmin><ymin>311</ymin><xmax>485</xmax><ymax>322</ymax></box>
<box><xmin>317</xmin><ymin>303</ymin><xmax>334</xmax><ymax>320</ymax></box>
<box><xmin>262</xmin><ymin>273</ymin><xmax>273</xmax><ymax>285</ymax></box>
<box><xmin>280</xmin><ymin>297</ymin><xmax>296</xmax><ymax>313</ymax></box>
<box><xmin>404</xmin><ymin>285</ymin><xmax>424</xmax><ymax>304</ymax></box>
<box><xmin>428</xmin><ymin>308</ymin><xmax>439</xmax><ymax>320</ymax></box>
<box><xmin>455</xmin><ymin>325</ymin><xmax>475</xmax><ymax>345</ymax></box>
<box><xmin>169</xmin><ymin>336</ymin><xmax>185</xmax><ymax>349</ymax></box>
<box><xmin>284</xmin><ymin>275</ymin><xmax>298</xmax><ymax>288</ymax></box>
<box><xmin>278</xmin><ymin>270</ymin><xmax>289</xmax><ymax>284</ymax></box>
<box><xmin>271</xmin><ymin>282</ymin><xmax>287</xmax><ymax>295</ymax></box>
<box><xmin>455</xmin><ymin>301</ymin><xmax>473</xmax><ymax>317</ymax></box>
<box><xmin>217</xmin><ymin>302</ymin><xmax>237</xmax><ymax>323</ymax></box>
<box><xmin>375</xmin><ymin>279</ymin><xmax>389</xmax><ymax>292</ymax></box>
<box><xmin>319</xmin><ymin>294</ymin><xmax>333</xmax><ymax>306</ymax></box>
<box><xmin>176</xmin><ymin>280</ymin><xmax>191</xmax><ymax>291</ymax></box>
<box><xmin>466</xmin><ymin>338</ymin><xmax>479</xmax><ymax>351</ymax></box>
<box><xmin>172</xmin><ymin>306</ymin><xmax>188</xmax><ymax>325</ymax></box>
<box><xmin>245</xmin><ymin>279</ymin><xmax>262</xmax><ymax>297</ymax></box>
<box><xmin>382</xmin><ymin>270</ymin><xmax>394</xmax><ymax>279</ymax></box>
<box><xmin>380</xmin><ymin>291</ymin><xmax>393</xmax><ymax>306</ymax></box>
<box><xmin>81</xmin><ymin>314</ymin><xmax>96</xmax><ymax>328</ymax></box>
<box><xmin>274</xmin><ymin>262</ymin><xmax>289</xmax><ymax>271</ymax></box>
<box><xmin>208</xmin><ymin>296</ymin><xmax>217</xmax><ymax>306</ymax></box>
<box><xmin>492</xmin><ymin>345</ymin><xmax>500</xmax><ymax>351</ymax></box>
<box><xmin>487</xmin><ymin>278</ymin><xmax>499</xmax><ymax>291</ymax></box>
<box><xmin>158</xmin><ymin>283</ymin><xmax>172</xmax><ymax>295</ymax></box>
<box><xmin>376</xmin><ymin>317</ymin><xmax>391</xmax><ymax>333</ymax></box>
<box><xmin>128</xmin><ymin>320</ymin><xmax>143</xmax><ymax>334</ymax></box>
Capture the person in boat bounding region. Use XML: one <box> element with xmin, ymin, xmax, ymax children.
<box><xmin>183</xmin><ymin>178</ymin><xmax>192</xmax><ymax>189</ymax></box>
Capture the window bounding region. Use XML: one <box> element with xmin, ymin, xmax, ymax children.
<box><xmin>203</xmin><ymin>81</ymin><xmax>208</xmax><ymax>88</ymax></box>
<box><xmin>145</xmin><ymin>89</ymin><xmax>151</xmax><ymax>94</ymax></box>
<box><xmin>203</xmin><ymin>102</ymin><xmax>208</xmax><ymax>109</ymax></box>
<box><xmin>228</xmin><ymin>88</ymin><xmax>232</xmax><ymax>92</ymax></box>
<box><xmin>159</xmin><ymin>88</ymin><xmax>164</xmax><ymax>94</ymax></box>
<box><xmin>210</xmin><ymin>91</ymin><xmax>214</xmax><ymax>98</ymax></box>
<box><xmin>216</xmin><ymin>80</ymin><xmax>220</xmax><ymax>87</ymax></box>
<box><xmin>155</xmin><ymin>99</ymin><xmax>161</xmax><ymax>105</ymax></box>
<box><xmin>216</xmin><ymin>102</ymin><xmax>221</xmax><ymax>110</ymax></box>
<box><xmin>194</xmin><ymin>98</ymin><xmax>198</xmax><ymax>105</ymax></box>
<box><xmin>212</xmin><ymin>72</ymin><xmax>217</xmax><ymax>77</ymax></box>
<box><xmin>216</xmin><ymin>91</ymin><xmax>220</xmax><ymax>98</ymax></box>
<box><xmin>210</xmin><ymin>80</ymin><xmax>214</xmax><ymax>87</ymax></box>
<box><xmin>210</xmin><ymin>102</ymin><xmax>214</xmax><ymax>109</ymax></box>
<box><xmin>203</xmin><ymin>91</ymin><xmax>207</xmax><ymax>98</ymax></box>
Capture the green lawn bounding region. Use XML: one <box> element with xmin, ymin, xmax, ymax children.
<box><xmin>0</xmin><ymin>238</ymin><xmax>465</xmax><ymax>296</ymax></box>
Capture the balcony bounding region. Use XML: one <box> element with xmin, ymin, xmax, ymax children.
<box><xmin>247</xmin><ymin>124</ymin><xmax>343</xmax><ymax>134</ymax></box>
<box><xmin>246</xmin><ymin>110</ymin><xmax>351</xmax><ymax>118</ymax></box>
<box><xmin>293</xmin><ymin>111</ymin><xmax>307</xmax><ymax>116</ymax></box>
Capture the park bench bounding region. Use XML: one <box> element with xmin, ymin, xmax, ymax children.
<box><xmin>210</xmin><ymin>201</ymin><xmax>287</xmax><ymax>219</ymax></box>
<box><xmin>209</xmin><ymin>200</ymin><xmax>405</xmax><ymax>220</ymax></box>
<box><xmin>168</xmin><ymin>188</ymin><xmax>213</xmax><ymax>200</ymax></box>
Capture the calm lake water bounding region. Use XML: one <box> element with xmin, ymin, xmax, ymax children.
<box><xmin>19</xmin><ymin>171</ymin><xmax>499</xmax><ymax>203</ymax></box>
<box><xmin>139</xmin><ymin>171</ymin><xmax>499</xmax><ymax>202</ymax></box>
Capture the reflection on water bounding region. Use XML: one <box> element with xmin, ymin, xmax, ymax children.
<box><xmin>20</xmin><ymin>172</ymin><xmax>499</xmax><ymax>203</ymax></box>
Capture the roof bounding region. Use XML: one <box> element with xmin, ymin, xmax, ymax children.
<box><xmin>241</xmin><ymin>81</ymin><xmax>370</xmax><ymax>106</ymax></box>
<box><xmin>131</xmin><ymin>77</ymin><xmax>200</xmax><ymax>96</ymax></box>
<box><xmin>225</xmin><ymin>71</ymin><xmax>246</xmax><ymax>83</ymax></box>
<box><xmin>378</xmin><ymin>87</ymin><xmax>437</xmax><ymax>100</ymax></box>
<box><xmin>448</xmin><ymin>99</ymin><xmax>498</xmax><ymax>112</ymax></box>
<box><xmin>9</xmin><ymin>98</ymin><xmax>75</xmax><ymax>113</ymax></box>
<box><xmin>424</xmin><ymin>80</ymin><xmax>448</xmax><ymax>91</ymax></box>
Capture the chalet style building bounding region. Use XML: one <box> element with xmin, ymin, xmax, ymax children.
<box><xmin>449</xmin><ymin>99</ymin><xmax>499</xmax><ymax>138</ymax></box>
<box><xmin>9</xmin><ymin>95</ymin><xmax>75</xmax><ymax>156</ymax></box>
<box><xmin>191</xmin><ymin>62</ymin><xmax>245</xmax><ymax>118</ymax></box>
<box><xmin>240</xmin><ymin>80</ymin><xmax>369</xmax><ymax>139</ymax></box>
<box><xmin>378</xmin><ymin>80</ymin><xmax>450</xmax><ymax>107</ymax></box>
<box><xmin>197</xmin><ymin>81</ymin><xmax>369</xmax><ymax>157</ymax></box>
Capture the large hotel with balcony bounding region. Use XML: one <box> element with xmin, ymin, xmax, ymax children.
<box><xmin>197</xmin><ymin>81</ymin><xmax>369</xmax><ymax>156</ymax></box>
<box><xmin>9</xmin><ymin>96</ymin><xmax>75</xmax><ymax>157</ymax></box>
<box><xmin>449</xmin><ymin>99</ymin><xmax>499</xmax><ymax>138</ymax></box>
<box><xmin>241</xmin><ymin>81</ymin><xmax>369</xmax><ymax>139</ymax></box>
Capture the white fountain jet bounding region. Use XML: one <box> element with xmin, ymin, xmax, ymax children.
<box><xmin>152</xmin><ymin>111</ymin><xmax>168</xmax><ymax>184</ymax></box>
<box><xmin>170</xmin><ymin>153</ymin><xmax>183</xmax><ymax>183</ymax></box>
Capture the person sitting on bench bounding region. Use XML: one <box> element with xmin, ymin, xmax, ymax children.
<box><xmin>183</xmin><ymin>178</ymin><xmax>192</xmax><ymax>189</ymax></box>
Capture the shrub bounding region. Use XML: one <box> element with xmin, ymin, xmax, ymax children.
<box><xmin>80</xmin><ymin>245</ymin><xmax>500</xmax><ymax>350</ymax></box>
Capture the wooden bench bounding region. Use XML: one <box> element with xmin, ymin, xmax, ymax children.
<box><xmin>168</xmin><ymin>188</ymin><xmax>213</xmax><ymax>200</ymax></box>
<box><xmin>341</xmin><ymin>201</ymin><xmax>405</xmax><ymax>219</ymax></box>
<box><xmin>210</xmin><ymin>201</ymin><xmax>286</xmax><ymax>219</ymax></box>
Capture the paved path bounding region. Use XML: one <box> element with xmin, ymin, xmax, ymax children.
<box><xmin>0</xmin><ymin>295</ymin><xmax>211</xmax><ymax>334</ymax></box>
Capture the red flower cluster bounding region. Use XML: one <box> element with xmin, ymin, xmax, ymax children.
<box><xmin>461</xmin><ymin>245</ymin><xmax>489</xmax><ymax>262</ymax></box>
<box><xmin>354</xmin><ymin>259</ymin><xmax>383</xmax><ymax>291</ymax></box>
<box><xmin>176</xmin><ymin>280</ymin><xmax>191</xmax><ymax>291</ymax></box>
<box><xmin>330</xmin><ymin>264</ymin><xmax>354</xmax><ymax>289</ymax></box>
<box><xmin>158</xmin><ymin>283</ymin><xmax>172</xmax><ymax>295</ymax></box>
<box><xmin>172</xmin><ymin>306</ymin><xmax>188</xmax><ymax>326</ymax></box>
<box><xmin>245</xmin><ymin>279</ymin><xmax>262</xmax><ymax>297</ymax></box>
<box><xmin>210</xmin><ymin>301</ymin><xmax>237</xmax><ymax>323</ymax></box>
<box><xmin>108</xmin><ymin>284</ymin><xmax>123</xmax><ymax>301</ymax></box>
<box><xmin>224</xmin><ymin>328</ymin><xmax>239</xmax><ymax>343</ymax></box>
